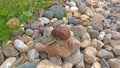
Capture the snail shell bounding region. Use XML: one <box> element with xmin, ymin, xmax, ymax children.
<box><xmin>52</xmin><ymin>26</ymin><xmax>70</xmax><ymax>40</ymax></box>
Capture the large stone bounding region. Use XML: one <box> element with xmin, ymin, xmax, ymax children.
<box><xmin>16</xmin><ymin>62</ymin><xmax>38</xmax><ymax>68</ymax></box>
<box><xmin>71</xmin><ymin>25</ymin><xmax>87</xmax><ymax>38</ymax></box>
<box><xmin>91</xmin><ymin>22</ymin><xmax>103</xmax><ymax>31</ymax></box>
<box><xmin>14</xmin><ymin>39</ymin><xmax>28</xmax><ymax>52</ymax></box>
<box><xmin>27</xmin><ymin>49</ymin><xmax>39</xmax><ymax>62</ymax></box>
<box><xmin>49</xmin><ymin>4</ymin><xmax>64</xmax><ymax>19</ymax></box>
<box><xmin>91</xmin><ymin>13</ymin><xmax>105</xmax><ymax>22</ymax></box>
<box><xmin>97</xmin><ymin>49</ymin><xmax>114</xmax><ymax>60</ymax></box>
<box><xmin>80</xmin><ymin>33</ymin><xmax>91</xmax><ymax>48</ymax></box>
<box><xmin>0</xmin><ymin>47</ymin><xmax>4</xmax><ymax>64</ymax></box>
<box><xmin>63</xmin><ymin>50</ymin><xmax>81</xmax><ymax>65</ymax></box>
<box><xmin>88</xmin><ymin>29</ymin><xmax>99</xmax><ymax>39</ymax></box>
<box><xmin>113</xmin><ymin>45</ymin><xmax>120</xmax><ymax>56</ymax></box>
<box><xmin>84</xmin><ymin>47</ymin><xmax>98</xmax><ymax>64</ymax></box>
<box><xmin>108</xmin><ymin>58</ymin><xmax>120</xmax><ymax>68</ymax></box>
<box><xmin>100</xmin><ymin>59</ymin><xmax>110</xmax><ymax>68</ymax></box>
<box><xmin>75</xmin><ymin>54</ymin><xmax>85</xmax><ymax>68</ymax></box>
<box><xmin>3</xmin><ymin>41</ymin><xmax>19</xmax><ymax>57</ymax></box>
<box><xmin>43</xmin><ymin>10</ymin><xmax>54</xmax><ymax>19</ymax></box>
<box><xmin>0</xmin><ymin>57</ymin><xmax>16</xmax><ymax>68</ymax></box>
<box><xmin>49</xmin><ymin>56</ymin><xmax>62</xmax><ymax>65</ymax></box>
<box><xmin>36</xmin><ymin>59</ymin><xmax>62</xmax><ymax>68</ymax></box>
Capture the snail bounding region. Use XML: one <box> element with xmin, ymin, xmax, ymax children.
<box><xmin>52</xmin><ymin>26</ymin><xmax>70</xmax><ymax>40</ymax></box>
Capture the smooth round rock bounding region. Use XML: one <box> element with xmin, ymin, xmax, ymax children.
<box><xmin>49</xmin><ymin>56</ymin><xmax>62</xmax><ymax>65</ymax></box>
<box><xmin>100</xmin><ymin>59</ymin><xmax>110</xmax><ymax>68</ymax></box>
<box><xmin>88</xmin><ymin>29</ymin><xmax>99</xmax><ymax>39</ymax></box>
<box><xmin>43</xmin><ymin>10</ymin><xmax>54</xmax><ymax>19</ymax></box>
<box><xmin>25</xmin><ymin>29</ymin><xmax>34</xmax><ymax>36</ymax></box>
<box><xmin>14</xmin><ymin>39</ymin><xmax>28</xmax><ymax>52</ymax></box>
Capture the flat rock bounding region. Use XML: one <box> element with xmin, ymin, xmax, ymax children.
<box><xmin>0</xmin><ymin>57</ymin><xmax>16</xmax><ymax>68</ymax></box>
<box><xmin>49</xmin><ymin>56</ymin><xmax>62</xmax><ymax>65</ymax></box>
<box><xmin>84</xmin><ymin>47</ymin><xmax>98</xmax><ymax>64</ymax></box>
<box><xmin>25</xmin><ymin>29</ymin><xmax>34</xmax><ymax>36</ymax></box>
<box><xmin>31</xmin><ymin>29</ymin><xmax>40</xmax><ymax>39</ymax></box>
<box><xmin>3</xmin><ymin>41</ymin><xmax>19</xmax><ymax>57</ymax></box>
<box><xmin>36</xmin><ymin>59</ymin><xmax>62</xmax><ymax>68</ymax></box>
<box><xmin>71</xmin><ymin>25</ymin><xmax>87</xmax><ymax>38</ymax></box>
<box><xmin>91</xmin><ymin>22</ymin><xmax>103</xmax><ymax>31</ymax></box>
<box><xmin>63</xmin><ymin>50</ymin><xmax>81</xmax><ymax>65</ymax></box>
<box><xmin>76</xmin><ymin>2</ymin><xmax>86</xmax><ymax>13</ymax></box>
<box><xmin>108</xmin><ymin>58</ymin><xmax>120</xmax><ymax>68</ymax></box>
<box><xmin>62</xmin><ymin>61</ymin><xmax>73</xmax><ymax>68</ymax></box>
<box><xmin>97</xmin><ymin>49</ymin><xmax>114</xmax><ymax>60</ymax></box>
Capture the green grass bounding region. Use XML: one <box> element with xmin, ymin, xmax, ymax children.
<box><xmin>0</xmin><ymin>0</ymin><xmax>53</xmax><ymax>45</ymax></box>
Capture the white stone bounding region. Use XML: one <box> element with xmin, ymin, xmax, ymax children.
<box><xmin>98</xmin><ymin>31</ymin><xmax>105</xmax><ymax>40</ymax></box>
<box><xmin>62</xmin><ymin>62</ymin><xmax>73</xmax><ymax>68</ymax></box>
<box><xmin>65</xmin><ymin>5</ymin><xmax>70</xmax><ymax>12</ymax></box>
<box><xmin>14</xmin><ymin>39</ymin><xmax>28</xmax><ymax>52</ymax></box>
<box><xmin>70</xmin><ymin>7</ymin><xmax>79</xmax><ymax>12</ymax></box>
<box><xmin>0</xmin><ymin>57</ymin><xmax>16</xmax><ymax>68</ymax></box>
<box><xmin>38</xmin><ymin>17</ymin><xmax>50</xmax><ymax>26</ymax></box>
<box><xmin>91</xmin><ymin>62</ymin><xmax>101</xmax><ymax>68</ymax></box>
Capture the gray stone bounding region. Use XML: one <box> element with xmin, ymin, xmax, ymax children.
<box><xmin>24</xmin><ymin>24</ymin><xmax>32</xmax><ymax>29</ymax></box>
<box><xmin>49</xmin><ymin>4</ymin><xmax>64</xmax><ymax>19</ymax></box>
<box><xmin>111</xmin><ymin>31</ymin><xmax>120</xmax><ymax>40</ymax></box>
<box><xmin>113</xmin><ymin>45</ymin><xmax>120</xmax><ymax>56</ymax></box>
<box><xmin>14</xmin><ymin>39</ymin><xmax>28</xmax><ymax>52</ymax></box>
<box><xmin>77</xmin><ymin>2</ymin><xmax>86</xmax><ymax>13</ymax></box>
<box><xmin>27</xmin><ymin>49</ymin><xmax>39</xmax><ymax>62</ymax></box>
<box><xmin>110</xmin><ymin>23</ymin><xmax>117</xmax><ymax>30</ymax></box>
<box><xmin>84</xmin><ymin>47</ymin><xmax>98</xmax><ymax>64</ymax></box>
<box><xmin>97</xmin><ymin>49</ymin><xmax>114</xmax><ymax>60</ymax></box>
<box><xmin>16</xmin><ymin>62</ymin><xmax>38</xmax><ymax>68</ymax></box>
<box><xmin>85</xmin><ymin>0</ymin><xmax>92</xmax><ymax>6</ymax></box>
<box><xmin>43</xmin><ymin>10</ymin><xmax>54</xmax><ymax>19</ymax></box>
<box><xmin>75</xmin><ymin>54</ymin><xmax>85</xmax><ymax>68</ymax></box>
<box><xmin>68</xmin><ymin>18</ymin><xmax>76</xmax><ymax>24</ymax></box>
<box><xmin>63</xmin><ymin>50</ymin><xmax>81</xmax><ymax>65</ymax></box>
<box><xmin>91</xmin><ymin>22</ymin><xmax>103</xmax><ymax>31</ymax></box>
<box><xmin>103</xmin><ymin>19</ymin><xmax>111</xmax><ymax>28</ymax></box>
<box><xmin>103</xmin><ymin>33</ymin><xmax>112</xmax><ymax>43</ymax></box>
<box><xmin>88</xmin><ymin>29</ymin><xmax>99</xmax><ymax>39</ymax></box>
<box><xmin>49</xmin><ymin>56</ymin><xmax>62</xmax><ymax>65</ymax></box>
<box><xmin>0</xmin><ymin>57</ymin><xmax>16</xmax><ymax>68</ymax></box>
<box><xmin>0</xmin><ymin>47</ymin><xmax>4</xmax><ymax>64</ymax></box>
<box><xmin>36</xmin><ymin>59</ymin><xmax>62</xmax><ymax>68</ymax></box>
<box><xmin>39</xmin><ymin>52</ymin><xmax>48</xmax><ymax>59</ymax></box>
<box><xmin>25</xmin><ymin>29</ymin><xmax>34</xmax><ymax>36</ymax></box>
<box><xmin>38</xmin><ymin>17</ymin><xmax>50</xmax><ymax>26</ymax></box>
<box><xmin>3</xmin><ymin>41</ymin><xmax>19</xmax><ymax>57</ymax></box>
<box><xmin>100</xmin><ymin>59</ymin><xmax>110</xmax><ymax>68</ymax></box>
<box><xmin>71</xmin><ymin>25</ymin><xmax>87</xmax><ymax>38</ymax></box>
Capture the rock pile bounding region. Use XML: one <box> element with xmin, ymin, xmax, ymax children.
<box><xmin>1</xmin><ymin>0</ymin><xmax>120</xmax><ymax>68</ymax></box>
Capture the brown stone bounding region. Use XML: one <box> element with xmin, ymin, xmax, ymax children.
<box><xmin>108</xmin><ymin>58</ymin><xmax>120</xmax><ymax>68</ymax></box>
<box><xmin>7</xmin><ymin>18</ymin><xmax>20</xmax><ymax>27</ymax></box>
<box><xmin>67</xmin><ymin>12</ymin><xmax>73</xmax><ymax>18</ymax></box>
